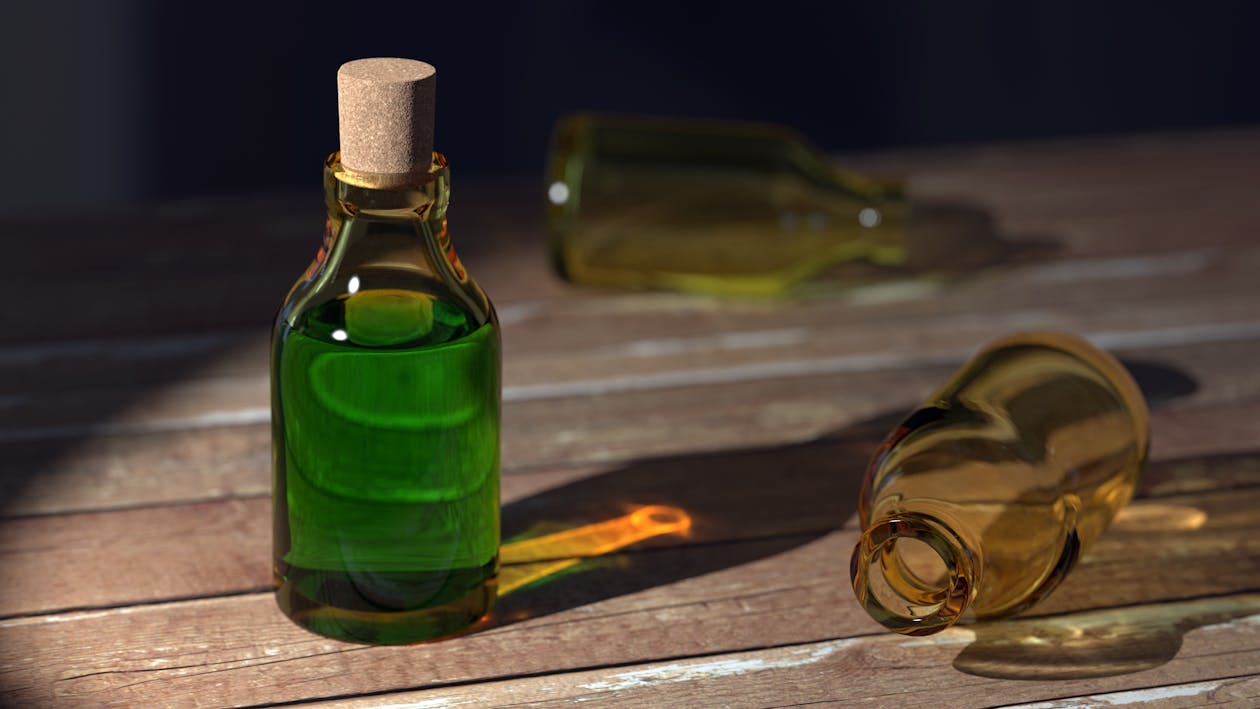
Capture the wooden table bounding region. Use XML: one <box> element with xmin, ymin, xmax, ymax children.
<box><xmin>3</xmin><ymin>130</ymin><xmax>1260</xmax><ymax>707</ymax></box>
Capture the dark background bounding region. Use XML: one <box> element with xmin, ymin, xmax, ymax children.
<box><xmin>4</xmin><ymin>1</ymin><xmax>1259</xmax><ymax>215</ymax></box>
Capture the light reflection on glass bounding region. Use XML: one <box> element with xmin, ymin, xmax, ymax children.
<box><xmin>858</xmin><ymin>207</ymin><xmax>882</xmax><ymax>228</ymax></box>
<box><xmin>547</xmin><ymin>181</ymin><xmax>570</xmax><ymax>206</ymax></box>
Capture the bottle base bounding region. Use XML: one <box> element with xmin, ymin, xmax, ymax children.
<box><xmin>275</xmin><ymin>564</ymin><xmax>497</xmax><ymax>645</ymax></box>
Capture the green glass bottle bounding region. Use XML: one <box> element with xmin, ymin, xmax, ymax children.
<box><xmin>545</xmin><ymin>114</ymin><xmax>907</xmax><ymax>296</ymax></box>
<box><xmin>272</xmin><ymin>59</ymin><xmax>500</xmax><ymax>644</ymax></box>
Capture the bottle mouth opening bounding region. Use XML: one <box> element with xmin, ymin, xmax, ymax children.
<box><xmin>850</xmin><ymin>514</ymin><xmax>974</xmax><ymax>636</ymax></box>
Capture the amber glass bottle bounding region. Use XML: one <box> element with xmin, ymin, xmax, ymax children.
<box><xmin>545</xmin><ymin>114</ymin><xmax>907</xmax><ymax>296</ymax></box>
<box><xmin>272</xmin><ymin>59</ymin><xmax>500</xmax><ymax>644</ymax></box>
<box><xmin>850</xmin><ymin>332</ymin><xmax>1149</xmax><ymax>636</ymax></box>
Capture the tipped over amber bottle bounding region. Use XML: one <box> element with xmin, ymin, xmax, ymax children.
<box><xmin>850</xmin><ymin>332</ymin><xmax>1149</xmax><ymax>636</ymax></box>
<box><xmin>545</xmin><ymin>114</ymin><xmax>907</xmax><ymax>296</ymax></box>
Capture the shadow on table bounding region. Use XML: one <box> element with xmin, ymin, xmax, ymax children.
<box><xmin>947</xmin><ymin>344</ymin><xmax>1253</xmax><ymax>680</ymax></box>
<box><xmin>803</xmin><ymin>201</ymin><xmax>1060</xmax><ymax>295</ymax></box>
<box><xmin>0</xmin><ymin>186</ymin><xmax>522</xmax><ymax>519</ymax></box>
<box><xmin>954</xmin><ymin>585</ymin><xmax>1260</xmax><ymax>680</ymax></box>
<box><xmin>954</xmin><ymin>450</ymin><xmax>1260</xmax><ymax>679</ymax></box>
<box><xmin>486</xmin><ymin>358</ymin><xmax>1200</xmax><ymax>635</ymax></box>
<box><xmin>485</xmin><ymin>409</ymin><xmax>903</xmax><ymax>628</ymax></box>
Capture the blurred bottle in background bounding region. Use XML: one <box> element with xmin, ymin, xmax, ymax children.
<box><xmin>545</xmin><ymin>114</ymin><xmax>909</xmax><ymax>296</ymax></box>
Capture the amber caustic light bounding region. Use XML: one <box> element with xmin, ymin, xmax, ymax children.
<box><xmin>498</xmin><ymin>505</ymin><xmax>692</xmax><ymax>595</ymax></box>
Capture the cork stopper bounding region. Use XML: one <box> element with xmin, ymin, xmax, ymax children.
<box><xmin>337</xmin><ymin>58</ymin><xmax>436</xmax><ymax>186</ymax></box>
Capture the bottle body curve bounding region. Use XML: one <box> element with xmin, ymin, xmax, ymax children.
<box><xmin>271</xmin><ymin>153</ymin><xmax>501</xmax><ymax>644</ymax></box>
<box><xmin>851</xmin><ymin>332</ymin><xmax>1148</xmax><ymax>635</ymax></box>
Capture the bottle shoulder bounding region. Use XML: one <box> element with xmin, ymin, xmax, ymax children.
<box><xmin>276</xmin><ymin>228</ymin><xmax>494</xmax><ymax>350</ymax></box>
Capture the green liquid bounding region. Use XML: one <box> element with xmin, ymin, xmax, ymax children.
<box><xmin>272</xmin><ymin>290</ymin><xmax>500</xmax><ymax>644</ymax></box>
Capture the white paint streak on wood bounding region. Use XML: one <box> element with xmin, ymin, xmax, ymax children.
<box><xmin>364</xmin><ymin>700</ymin><xmax>465</xmax><ymax>709</ymax></box>
<box><xmin>1194</xmin><ymin>612</ymin><xmax>1260</xmax><ymax>633</ymax></box>
<box><xmin>1006</xmin><ymin>679</ymin><xmax>1222</xmax><ymax>708</ymax></box>
<box><xmin>576</xmin><ymin>638</ymin><xmax>857</xmax><ymax>693</ymax></box>
<box><xmin>0</xmin><ymin>408</ymin><xmax>275</xmax><ymax>444</ymax></box>
<box><xmin>1025</xmin><ymin>250</ymin><xmax>1215</xmax><ymax>284</ymax></box>
<box><xmin>507</xmin><ymin>319</ymin><xmax>1260</xmax><ymax>402</ymax></box>
<box><xmin>609</xmin><ymin>328</ymin><xmax>808</xmax><ymax>358</ymax></box>
<box><xmin>3</xmin><ymin>320</ymin><xmax>1260</xmax><ymax>444</ymax></box>
<box><xmin>1089</xmin><ymin>320</ymin><xmax>1260</xmax><ymax>351</ymax></box>
<box><xmin>837</xmin><ymin>279</ymin><xmax>944</xmax><ymax>305</ymax></box>
<box><xmin>0</xmin><ymin>605</ymin><xmax>137</xmax><ymax>627</ymax></box>
<box><xmin>897</xmin><ymin>626</ymin><xmax>977</xmax><ymax>647</ymax></box>
<box><xmin>495</xmin><ymin>301</ymin><xmax>545</xmax><ymax>325</ymax></box>
<box><xmin>501</xmin><ymin>348</ymin><xmax>961</xmax><ymax>402</ymax></box>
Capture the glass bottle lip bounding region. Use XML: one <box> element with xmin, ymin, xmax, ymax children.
<box><xmin>324</xmin><ymin>151</ymin><xmax>450</xmax><ymax>219</ymax></box>
<box><xmin>851</xmin><ymin>512</ymin><xmax>976</xmax><ymax>636</ymax></box>
<box><xmin>328</xmin><ymin>150</ymin><xmax>448</xmax><ymax>190</ymax></box>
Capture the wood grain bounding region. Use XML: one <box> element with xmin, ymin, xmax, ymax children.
<box><xmin>3</xmin><ymin>331</ymin><xmax>1260</xmax><ymax>518</ymax></box>
<box><xmin>2</xmin><ymin>440</ymin><xmax>1258</xmax><ymax>631</ymax></box>
<box><xmin>298</xmin><ymin>597</ymin><xmax>1260</xmax><ymax>708</ymax></box>
<box><xmin>3</xmin><ymin>132</ymin><xmax>1260</xmax><ymax>707</ymax></box>
<box><xmin>3</xmin><ymin>529</ymin><xmax>1258</xmax><ymax>708</ymax></box>
<box><xmin>0</xmin><ymin>378</ymin><xmax>1247</xmax><ymax>512</ymax></box>
<box><xmin>6</xmin><ymin>281</ymin><xmax>1259</xmax><ymax>433</ymax></box>
<box><xmin>1</xmin><ymin>132</ymin><xmax>1257</xmax><ymax>344</ymax></box>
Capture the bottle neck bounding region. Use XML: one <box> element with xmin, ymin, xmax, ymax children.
<box><xmin>850</xmin><ymin>510</ymin><xmax>980</xmax><ymax>636</ymax></box>
<box><xmin>324</xmin><ymin>150</ymin><xmax>450</xmax><ymax>223</ymax></box>
<box><xmin>280</xmin><ymin>151</ymin><xmax>490</xmax><ymax>332</ymax></box>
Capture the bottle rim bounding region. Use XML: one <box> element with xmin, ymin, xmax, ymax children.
<box><xmin>850</xmin><ymin>512</ymin><xmax>976</xmax><ymax>636</ymax></box>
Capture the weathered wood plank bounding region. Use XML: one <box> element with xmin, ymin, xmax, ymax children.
<box><xmin>0</xmin><ymin>465</ymin><xmax>592</xmax><ymax>618</ymax></box>
<box><xmin>0</xmin><ymin>534</ymin><xmax>861</xmax><ymax>708</ymax></box>
<box><xmin>3</xmin><ymin>549</ymin><xmax>1258</xmax><ymax>708</ymax></box>
<box><xmin>2</xmin><ymin>328</ymin><xmax>1257</xmax><ymax>518</ymax></box>
<box><xmin>5</xmin><ymin>283</ymin><xmax>1258</xmax><ymax>434</ymax></box>
<box><xmin>3</xmin><ymin>439</ymin><xmax>1258</xmax><ymax>642</ymax></box>
<box><xmin>296</xmin><ymin>598</ymin><xmax>1260</xmax><ymax>709</ymax></box>
<box><xmin>2</xmin><ymin>131</ymin><xmax>1258</xmax><ymax>707</ymax></box>
<box><xmin>5</xmin><ymin>248</ymin><xmax>1258</xmax><ymax>404</ymax></box>
<box><xmin>0</xmin><ymin>184</ymin><xmax>559</xmax><ymax>344</ymax></box>
<box><xmin>2</xmin><ymin>132</ymin><xmax>1257</xmax><ymax>343</ymax></box>
<box><xmin>1005</xmin><ymin>676</ymin><xmax>1260</xmax><ymax>708</ymax></box>
<box><xmin>0</xmin><ymin>499</ymin><xmax>272</xmax><ymax>618</ymax></box>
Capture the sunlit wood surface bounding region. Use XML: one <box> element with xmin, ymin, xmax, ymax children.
<box><xmin>3</xmin><ymin>130</ymin><xmax>1260</xmax><ymax>707</ymax></box>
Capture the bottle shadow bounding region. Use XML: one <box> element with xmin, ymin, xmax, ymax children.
<box><xmin>953</xmin><ymin>590</ymin><xmax>1260</xmax><ymax>680</ymax></box>
<box><xmin>953</xmin><ymin>449</ymin><xmax>1260</xmax><ymax>680</ymax></box>
<box><xmin>484</xmin><ymin>410</ymin><xmax>903</xmax><ymax>628</ymax></box>
<box><xmin>809</xmin><ymin>200</ymin><xmax>1060</xmax><ymax>293</ymax></box>
<box><xmin>902</xmin><ymin>201</ymin><xmax>1061</xmax><ymax>273</ymax></box>
<box><xmin>484</xmin><ymin>358</ymin><xmax>1199</xmax><ymax>632</ymax></box>
<box><xmin>951</xmin><ymin>359</ymin><xmax>1260</xmax><ymax>682</ymax></box>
